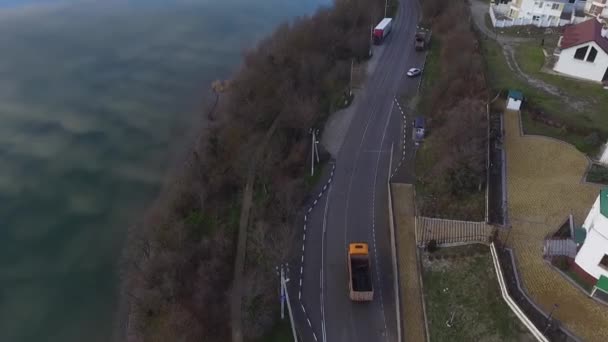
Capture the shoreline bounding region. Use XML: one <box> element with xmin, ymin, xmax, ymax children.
<box><xmin>112</xmin><ymin>88</ymin><xmax>217</xmax><ymax>342</ymax></box>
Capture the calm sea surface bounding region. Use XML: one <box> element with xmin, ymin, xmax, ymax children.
<box><xmin>0</xmin><ymin>0</ymin><xmax>328</xmax><ymax>341</ymax></box>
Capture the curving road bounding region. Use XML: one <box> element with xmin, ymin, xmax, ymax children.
<box><xmin>290</xmin><ymin>1</ymin><xmax>425</xmax><ymax>341</ymax></box>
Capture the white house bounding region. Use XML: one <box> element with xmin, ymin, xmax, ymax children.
<box><xmin>509</xmin><ymin>0</ymin><xmax>571</xmax><ymax>25</ymax></box>
<box><xmin>553</xmin><ymin>18</ymin><xmax>608</xmax><ymax>83</ymax></box>
<box><xmin>490</xmin><ymin>0</ymin><xmax>583</xmax><ymax>27</ymax></box>
<box><xmin>573</xmin><ymin>189</ymin><xmax>608</xmax><ymax>285</ymax></box>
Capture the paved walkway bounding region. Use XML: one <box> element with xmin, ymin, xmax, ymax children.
<box><xmin>504</xmin><ymin>109</ymin><xmax>607</xmax><ymax>341</ymax></box>
<box><xmin>392</xmin><ymin>184</ymin><xmax>427</xmax><ymax>342</ymax></box>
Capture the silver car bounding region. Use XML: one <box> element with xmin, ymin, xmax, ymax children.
<box><xmin>406</xmin><ymin>67</ymin><xmax>421</xmax><ymax>77</ymax></box>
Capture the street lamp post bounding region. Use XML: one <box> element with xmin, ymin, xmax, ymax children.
<box><xmin>349</xmin><ymin>58</ymin><xmax>354</xmax><ymax>96</ymax></box>
<box><xmin>310</xmin><ymin>128</ymin><xmax>320</xmax><ymax>176</ymax></box>
<box><xmin>384</xmin><ymin>0</ymin><xmax>388</xmax><ymax>18</ymax></box>
<box><xmin>277</xmin><ymin>263</ymin><xmax>297</xmax><ymax>342</ymax></box>
<box><xmin>543</xmin><ymin>304</ymin><xmax>559</xmax><ymax>335</ymax></box>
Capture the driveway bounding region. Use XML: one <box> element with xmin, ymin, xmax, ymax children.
<box><xmin>504</xmin><ymin>109</ymin><xmax>607</xmax><ymax>341</ymax></box>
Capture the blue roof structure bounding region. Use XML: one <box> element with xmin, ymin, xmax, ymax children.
<box><xmin>508</xmin><ymin>90</ymin><xmax>523</xmax><ymax>101</ymax></box>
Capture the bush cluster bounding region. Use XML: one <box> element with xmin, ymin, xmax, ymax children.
<box><xmin>418</xmin><ymin>0</ymin><xmax>488</xmax><ymax>220</ymax></box>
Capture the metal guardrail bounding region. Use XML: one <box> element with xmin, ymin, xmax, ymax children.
<box><xmin>490</xmin><ymin>243</ymin><xmax>550</xmax><ymax>342</ymax></box>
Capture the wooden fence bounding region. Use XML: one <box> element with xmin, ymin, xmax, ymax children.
<box><xmin>416</xmin><ymin>217</ymin><xmax>496</xmax><ymax>247</ymax></box>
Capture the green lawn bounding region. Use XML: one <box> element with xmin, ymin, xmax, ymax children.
<box><xmin>519</xmin><ymin>110</ymin><xmax>601</xmax><ymax>155</ymax></box>
<box><xmin>417</xmin><ymin>38</ymin><xmax>441</xmax><ymax>114</ymax></box>
<box><xmin>304</xmin><ymin>160</ymin><xmax>326</xmax><ymax>191</ymax></box>
<box><xmin>564</xmin><ymin>269</ymin><xmax>594</xmax><ymax>293</ymax></box>
<box><xmin>481</xmin><ymin>38</ymin><xmax>608</xmax><ymax>156</ymax></box>
<box><xmin>586</xmin><ymin>163</ymin><xmax>608</xmax><ymax>184</ymax></box>
<box><xmin>516</xmin><ymin>43</ymin><xmax>608</xmax><ymax>130</ymax></box>
<box><xmin>257</xmin><ymin>320</ymin><xmax>294</xmax><ymax>342</ymax></box>
<box><xmin>422</xmin><ymin>245</ymin><xmax>535</xmax><ymax>342</ymax></box>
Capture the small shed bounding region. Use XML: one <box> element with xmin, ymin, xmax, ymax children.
<box><xmin>506</xmin><ymin>90</ymin><xmax>523</xmax><ymax>111</ymax></box>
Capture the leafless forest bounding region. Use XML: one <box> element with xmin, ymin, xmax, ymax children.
<box><xmin>121</xmin><ymin>1</ymin><xmax>385</xmax><ymax>341</ymax></box>
<box><xmin>417</xmin><ymin>0</ymin><xmax>488</xmax><ymax>220</ymax></box>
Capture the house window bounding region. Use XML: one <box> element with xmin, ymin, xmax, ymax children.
<box><xmin>533</xmin><ymin>15</ymin><xmax>541</xmax><ymax>21</ymax></box>
<box><xmin>590</xmin><ymin>5</ymin><xmax>602</xmax><ymax>15</ymax></box>
<box><xmin>552</xmin><ymin>3</ymin><xmax>560</xmax><ymax>10</ymax></box>
<box><xmin>574</xmin><ymin>46</ymin><xmax>589</xmax><ymax>60</ymax></box>
<box><xmin>600</xmin><ymin>254</ymin><xmax>608</xmax><ymax>269</ymax></box>
<box><xmin>587</xmin><ymin>47</ymin><xmax>598</xmax><ymax>62</ymax></box>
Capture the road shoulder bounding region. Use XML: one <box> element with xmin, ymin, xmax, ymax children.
<box><xmin>392</xmin><ymin>183</ymin><xmax>427</xmax><ymax>342</ymax></box>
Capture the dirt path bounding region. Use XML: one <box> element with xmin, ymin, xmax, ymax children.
<box><xmin>469</xmin><ymin>0</ymin><xmax>587</xmax><ymax>111</ymax></box>
<box><xmin>231</xmin><ymin>117</ymin><xmax>281</xmax><ymax>342</ymax></box>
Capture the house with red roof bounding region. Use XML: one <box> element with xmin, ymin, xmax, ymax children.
<box><xmin>553</xmin><ymin>18</ymin><xmax>608</xmax><ymax>83</ymax></box>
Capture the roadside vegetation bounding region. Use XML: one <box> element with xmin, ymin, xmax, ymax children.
<box><xmin>415</xmin><ymin>0</ymin><xmax>488</xmax><ymax>220</ymax></box>
<box><xmin>422</xmin><ymin>245</ymin><xmax>535</xmax><ymax>342</ymax></box>
<box><xmin>121</xmin><ymin>1</ymin><xmax>388</xmax><ymax>341</ymax></box>
<box><xmin>587</xmin><ymin>163</ymin><xmax>608</xmax><ymax>184</ymax></box>
<box><xmin>479</xmin><ymin>31</ymin><xmax>608</xmax><ymax>156</ymax></box>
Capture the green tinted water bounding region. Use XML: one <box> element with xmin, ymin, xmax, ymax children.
<box><xmin>0</xmin><ymin>1</ymin><xmax>327</xmax><ymax>341</ymax></box>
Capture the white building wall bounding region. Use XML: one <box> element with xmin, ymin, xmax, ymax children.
<box><xmin>553</xmin><ymin>41</ymin><xmax>608</xmax><ymax>82</ymax></box>
<box><xmin>516</xmin><ymin>0</ymin><xmax>566</xmax><ymax>21</ymax></box>
<box><xmin>575</xmin><ymin>196</ymin><xmax>608</xmax><ymax>280</ymax></box>
<box><xmin>575</xmin><ymin>229</ymin><xmax>608</xmax><ymax>280</ymax></box>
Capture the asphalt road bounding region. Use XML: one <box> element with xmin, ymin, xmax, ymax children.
<box><xmin>288</xmin><ymin>1</ymin><xmax>427</xmax><ymax>341</ymax></box>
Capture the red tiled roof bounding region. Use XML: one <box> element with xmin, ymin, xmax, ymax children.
<box><xmin>561</xmin><ymin>19</ymin><xmax>608</xmax><ymax>54</ymax></box>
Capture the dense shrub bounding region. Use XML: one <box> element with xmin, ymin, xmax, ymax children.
<box><xmin>122</xmin><ymin>1</ymin><xmax>386</xmax><ymax>341</ymax></box>
<box><xmin>417</xmin><ymin>0</ymin><xmax>488</xmax><ymax>220</ymax></box>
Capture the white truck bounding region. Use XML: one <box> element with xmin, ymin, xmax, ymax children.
<box><xmin>373</xmin><ymin>18</ymin><xmax>392</xmax><ymax>45</ymax></box>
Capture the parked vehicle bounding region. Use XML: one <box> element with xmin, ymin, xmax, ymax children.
<box><xmin>415</xmin><ymin>26</ymin><xmax>431</xmax><ymax>51</ymax></box>
<box><xmin>407</xmin><ymin>67</ymin><xmax>421</xmax><ymax>77</ymax></box>
<box><xmin>413</xmin><ymin>116</ymin><xmax>426</xmax><ymax>142</ymax></box>
<box><xmin>373</xmin><ymin>18</ymin><xmax>392</xmax><ymax>45</ymax></box>
<box><xmin>348</xmin><ymin>243</ymin><xmax>373</xmax><ymax>301</ymax></box>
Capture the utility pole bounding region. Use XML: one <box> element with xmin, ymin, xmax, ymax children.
<box><xmin>314</xmin><ymin>129</ymin><xmax>320</xmax><ymax>163</ymax></box>
<box><xmin>385</xmin><ymin>0</ymin><xmax>388</xmax><ymax>17</ymax></box>
<box><xmin>369</xmin><ymin>11</ymin><xmax>374</xmax><ymax>58</ymax></box>
<box><xmin>310</xmin><ymin>129</ymin><xmax>320</xmax><ymax>176</ymax></box>
<box><xmin>310</xmin><ymin>129</ymin><xmax>315</xmax><ymax>177</ymax></box>
<box><xmin>280</xmin><ymin>266</ymin><xmax>285</xmax><ymax>320</ymax></box>
<box><xmin>277</xmin><ymin>263</ymin><xmax>298</xmax><ymax>342</ymax></box>
<box><xmin>349</xmin><ymin>58</ymin><xmax>354</xmax><ymax>96</ymax></box>
<box><xmin>543</xmin><ymin>304</ymin><xmax>559</xmax><ymax>335</ymax></box>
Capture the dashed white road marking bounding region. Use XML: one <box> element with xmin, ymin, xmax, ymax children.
<box><xmin>297</xmin><ymin>162</ymin><xmax>336</xmax><ymax>341</ymax></box>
